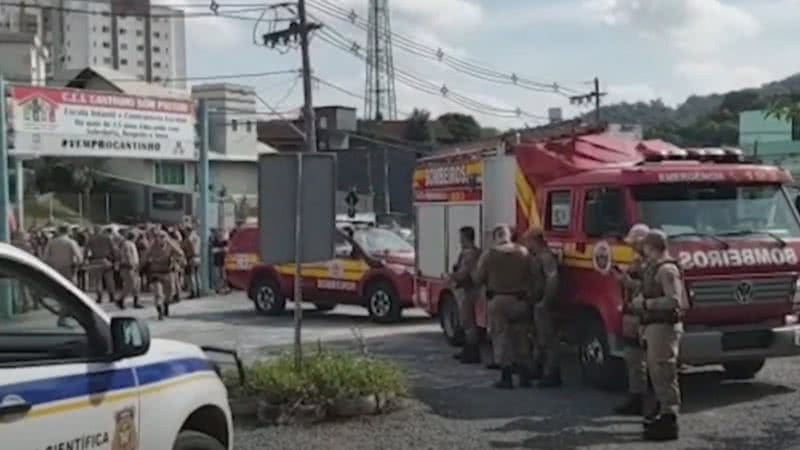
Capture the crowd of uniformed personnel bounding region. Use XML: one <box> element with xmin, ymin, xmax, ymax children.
<box><xmin>9</xmin><ymin>223</ymin><xmax>232</xmax><ymax>321</ymax></box>
<box><xmin>449</xmin><ymin>223</ymin><xmax>687</xmax><ymax>442</ymax></box>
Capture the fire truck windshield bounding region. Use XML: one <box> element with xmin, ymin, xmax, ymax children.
<box><xmin>353</xmin><ymin>227</ymin><xmax>414</xmax><ymax>255</ymax></box>
<box><xmin>632</xmin><ymin>182</ymin><xmax>800</xmax><ymax>238</ymax></box>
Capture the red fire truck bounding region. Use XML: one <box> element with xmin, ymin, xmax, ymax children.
<box><xmin>413</xmin><ymin>123</ymin><xmax>800</xmax><ymax>389</ymax></box>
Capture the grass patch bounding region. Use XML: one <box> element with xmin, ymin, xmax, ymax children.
<box><xmin>224</xmin><ymin>350</ymin><xmax>408</xmax><ymax>406</ymax></box>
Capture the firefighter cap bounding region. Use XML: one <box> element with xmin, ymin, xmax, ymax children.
<box><xmin>624</xmin><ymin>223</ymin><xmax>650</xmax><ymax>244</ymax></box>
<box><xmin>642</xmin><ymin>229</ymin><xmax>669</xmax><ymax>252</ymax></box>
<box><xmin>492</xmin><ymin>224</ymin><xmax>512</xmax><ymax>244</ymax></box>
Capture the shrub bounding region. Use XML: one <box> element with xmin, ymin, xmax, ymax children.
<box><xmin>225</xmin><ymin>351</ymin><xmax>408</xmax><ymax>406</ymax></box>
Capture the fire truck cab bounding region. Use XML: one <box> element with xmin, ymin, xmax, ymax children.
<box><xmin>414</xmin><ymin>123</ymin><xmax>800</xmax><ymax>389</ymax></box>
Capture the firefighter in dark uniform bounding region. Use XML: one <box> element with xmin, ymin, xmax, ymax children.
<box><xmin>475</xmin><ymin>224</ymin><xmax>538</xmax><ymax>389</ymax></box>
<box><xmin>523</xmin><ymin>226</ymin><xmax>561</xmax><ymax>388</ymax></box>
<box><xmin>449</xmin><ymin>226</ymin><xmax>481</xmax><ymax>364</ymax></box>
<box><xmin>630</xmin><ymin>229</ymin><xmax>687</xmax><ymax>441</ymax></box>
<box><xmin>613</xmin><ymin>223</ymin><xmax>651</xmax><ymax>415</ymax></box>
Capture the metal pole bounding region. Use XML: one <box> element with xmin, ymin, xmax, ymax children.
<box><xmin>293</xmin><ymin>153</ymin><xmax>304</xmax><ymax>371</ymax></box>
<box><xmin>77</xmin><ymin>194</ymin><xmax>83</xmax><ymax>225</ymax></box>
<box><xmin>198</xmin><ymin>100</ymin><xmax>211</xmax><ymax>295</ymax></box>
<box><xmin>594</xmin><ymin>77</ymin><xmax>601</xmax><ymax>124</ymax></box>
<box><xmin>104</xmin><ymin>193</ymin><xmax>110</xmax><ymax>223</ymax></box>
<box><xmin>383</xmin><ymin>147</ymin><xmax>390</xmax><ymax>213</ymax></box>
<box><xmin>14</xmin><ymin>158</ymin><xmax>23</xmax><ymax>231</ymax></box>
<box><xmin>0</xmin><ymin>77</ymin><xmax>11</xmax><ymax>319</ymax></box>
<box><xmin>298</xmin><ymin>0</ymin><xmax>317</xmax><ymax>154</ymax></box>
<box><xmin>49</xmin><ymin>195</ymin><xmax>53</xmax><ymax>223</ymax></box>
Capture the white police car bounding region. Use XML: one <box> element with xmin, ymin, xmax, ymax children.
<box><xmin>0</xmin><ymin>243</ymin><xmax>233</xmax><ymax>450</ymax></box>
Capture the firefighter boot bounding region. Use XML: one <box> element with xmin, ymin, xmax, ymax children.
<box><xmin>538</xmin><ymin>369</ymin><xmax>562</xmax><ymax>388</ymax></box>
<box><xmin>156</xmin><ymin>305</ymin><xmax>164</xmax><ymax>321</ymax></box>
<box><xmin>514</xmin><ymin>364</ymin><xmax>533</xmax><ymax>388</ymax></box>
<box><xmin>493</xmin><ymin>367</ymin><xmax>514</xmax><ymax>390</ymax></box>
<box><xmin>115</xmin><ymin>297</ymin><xmax>125</xmax><ymax>310</ymax></box>
<box><xmin>643</xmin><ymin>401</ymin><xmax>661</xmax><ymax>426</ymax></box>
<box><xmin>164</xmin><ymin>302</ymin><xmax>170</xmax><ymax>318</ymax></box>
<box><xmin>643</xmin><ymin>414</ymin><xmax>678</xmax><ymax>442</ymax></box>
<box><xmin>460</xmin><ymin>344</ymin><xmax>481</xmax><ymax>364</ymax></box>
<box><xmin>133</xmin><ymin>296</ymin><xmax>143</xmax><ymax>309</ymax></box>
<box><xmin>613</xmin><ymin>394</ymin><xmax>644</xmax><ymax>416</ymax></box>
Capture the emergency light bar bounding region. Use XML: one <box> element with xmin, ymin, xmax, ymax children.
<box><xmin>640</xmin><ymin>146</ymin><xmax>745</xmax><ymax>164</ymax></box>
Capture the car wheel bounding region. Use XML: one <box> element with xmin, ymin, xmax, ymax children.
<box><xmin>723</xmin><ymin>359</ymin><xmax>765</xmax><ymax>380</ymax></box>
<box><xmin>252</xmin><ymin>276</ymin><xmax>286</xmax><ymax>316</ymax></box>
<box><xmin>173</xmin><ymin>430</ymin><xmax>226</xmax><ymax>450</ymax></box>
<box><xmin>365</xmin><ymin>281</ymin><xmax>402</xmax><ymax>324</ymax></box>
<box><xmin>439</xmin><ymin>292</ymin><xmax>465</xmax><ymax>346</ymax></box>
<box><xmin>577</xmin><ymin>313</ymin><xmax>626</xmax><ymax>391</ymax></box>
<box><xmin>313</xmin><ymin>303</ymin><xmax>336</xmax><ymax>312</ymax></box>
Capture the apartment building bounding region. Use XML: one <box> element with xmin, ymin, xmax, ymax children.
<box><xmin>0</xmin><ymin>0</ymin><xmax>187</xmax><ymax>89</ymax></box>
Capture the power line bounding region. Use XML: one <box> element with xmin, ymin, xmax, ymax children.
<box><xmin>4</xmin><ymin>69</ymin><xmax>300</xmax><ymax>85</ymax></box>
<box><xmin>0</xmin><ymin>1</ymin><xmax>269</xmax><ymax>18</ymax></box>
<box><xmin>307</xmin><ymin>0</ymin><xmax>581</xmax><ymax>97</ymax></box>
<box><xmin>315</xmin><ymin>27</ymin><xmax>546</xmax><ymax>120</ymax></box>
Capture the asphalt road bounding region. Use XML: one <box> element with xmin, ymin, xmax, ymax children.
<box><xmin>127</xmin><ymin>294</ymin><xmax>800</xmax><ymax>449</ymax></box>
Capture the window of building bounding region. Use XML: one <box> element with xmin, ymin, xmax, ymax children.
<box><xmin>92</xmin><ymin>25</ymin><xmax>96</xmax><ymax>32</ymax></box>
<box><xmin>93</xmin><ymin>56</ymin><xmax>97</xmax><ymax>64</ymax></box>
<box><xmin>119</xmin><ymin>28</ymin><xmax>126</xmax><ymax>35</ymax></box>
<box><xmin>153</xmin><ymin>46</ymin><xmax>160</xmax><ymax>53</ymax></box>
<box><xmin>93</xmin><ymin>41</ymin><xmax>96</xmax><ymax>47</ymax></box>
<box><xmin>166</xmin><ymin>47</ymin><xmax>169</xmax><ymax>54</ymax></box>
<box><xmin>137</xmin><ymin>44</ymin><xmax>144</xmax><ymax>51</ymax></box>
<box><xmin>246</xmin><ymin>121</ymin><xmax>252</xmax><ymax>133</ymax></box>
<box><xmin>120</xmin><ymin>58</ymin><xmax>128</xmax><ymax>66</ymax></box>
<box><xmin>66</xmin><ymin>24</ymin><xmax>70</xmax><ymax>31</ymax></box>
<box><xmin>120</xmin><ymin>43</ymin><xmax>127</xmax><ymax>50</ymax></box>
<box><xmin>155</xmin><ymin>162</ymin><xmax>185</xmax><ymax>185</ymax></box>
<box><xmin>103</xmin><ymin>57</ymin><xmax>111</xmax><ymax>64</ymax></box>
<box><xmin>231</xmin><ymin>119</ymin><xmax>238</xmax><ymax>131</ymax></box>
<box><xmin>153</xmin><ymin>61</ymin><xmax>161</xmax><ymax>68</ymax></box>
<box><xmin>102</xmin><ymin>25</ymin><xmax>109</xmax><ymax>32</ymax></box>
<box><xmin>67</xmin><ymin>55</ymin><xmax>71</xmax><ymax>62</ymax></box>
<box><xmin>66</xmin><ymin>40</ymin><xmax>70</xmax><ymax>47</ymax></box>
<box><xmin>137</xmin><ymin>60</ymin><xmax>144</xmax><ymax>67</ymax></box>
<box><xmin>165</xmin><ymin>33</ymin><xmax>169</xmax><ymax>39</ymax></box>
<box><xmin>546</xmin><ymin>190</ymin><xmax>572</xmax><ymax>231</ymax></box>
<box><xmin>102</xmin><ymin>41</ymin><xmax>110</xmax><ymax>48</ymax></box>
<box><xmin>583</xmin><ymin>188</ymin><xmax>626</xmax><ymax>238</ymax></box>
<box><xmin>136</xmin><ymin>29</ymin><xmax>143</xmax><ymax>36</ymax></box>
<box><xmin>137</xmin><ymin>17</ymin><xmax>143</xmax><ymax>22</ymax></box>
<box><xmin>153</xmin><ymin>76</ymin><xmax>162</xmax><ymax>82</ymax></box>
<box><xmin>153</xmin><ymin>31</ymin><xmax>160</xmax><ymax>38</ymax></box>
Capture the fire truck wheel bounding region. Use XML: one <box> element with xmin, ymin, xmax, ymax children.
<box><xmin>173</xmin><ymin>430</ymin><xmax>226</xmax><ymax>450</ymax></box>
<box><xmin>577</xmin><ymin>313</ymin><xmax>626</xmax><ymax>391</ymax></box>
<box><xmin>252</xmin><ymin>276</ymin><xmax>286</xmax><ymax>316</ymax></box>
<box><xmin>365</xmin><ymin>281</ymin><xmax>402</xmax><ymax>324</ymax></box>
<box><xmin>722</xmin><ymin>359</ymin><xmax>765</xmax><ymax>380</ymax></box>
<box><xmin>439</xmin><ymin>293</ymin><xmax>465</xmax><ymax>346</ymax></box>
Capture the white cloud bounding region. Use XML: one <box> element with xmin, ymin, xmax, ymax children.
<box><xmin>337</xmin><ymin>0</ymin><xmax>483</xmax><ymax>32</ymax></box>
<box><xmin>159</xmin><ymin>0</ymin><xmax>247</xmax><ymax>49</ymax></box>
<box><xmin>673</xmin><ymin>61</ymin><xmax>774</xmax><ymax>95</ymax></box>
<box><xmin>586</xmin><ymin>0</ymin><xmax>761</xmax><ymax>56</ymax></box>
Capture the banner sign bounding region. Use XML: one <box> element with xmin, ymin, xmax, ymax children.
<box><xmin>413</xmin><ymin>158</ymin><xmax>482</xmax><ymax>202</ymax></box>
<box><xmin>10</xmin><ymin>86</ymin><xmax>196</xmax><ymax>160</ymax></box>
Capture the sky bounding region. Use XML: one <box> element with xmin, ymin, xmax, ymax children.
<box><xmin>162</xmin><ymin>0</ymin><xmax>800</xmax><ymax>129</ymax></box>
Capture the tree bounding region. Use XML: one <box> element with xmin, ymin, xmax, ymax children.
<box><xmin>766</xmin><ymin>95</ymin><xmax>800</xmax><ymax>122</ymax></box>
<box><xmin>405</xmin><ymin>108</ymin><xmax>432</xmax><ymax>143</ymax></box>
<box><xmin>480</xmin><ymin>127</ymin><xmax>500</xmax><ymax>138</ymax></box>
<box><xmin>437</xmin><ymin>112</ymin><xmax>481</xmax><ymax>143</ymax></box>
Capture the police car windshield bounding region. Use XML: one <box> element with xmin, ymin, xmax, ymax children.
<box><xmin>633</xmin><ymin>183</ymin><xmax>800</xmax><ymax>238</ymax></box>
<box><xmin>353</xmin><ymin>228</ymin><xmax>414</xmax><ymax>254</ymax></box>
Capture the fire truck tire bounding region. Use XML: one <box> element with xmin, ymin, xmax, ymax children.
<box><xmin>365</xmin><ymin>281</ymin><xmax>402</xmax><ymax>324</ymax></box>
<box><xmin>252</xmin><ymin>276</ymin><xmax>286</xmax><ymax>316</ymax></box>
<box><xmin>439</xmin><ymin>293</ymin><xmax>465</xmax><ymax>346</ymax></box>
<box><xmin>577</xmin><ymin>313</ymin><xmax>626</xmax><ymax>391</ymax></box>
<box><xmin>173</xmin><ymin>430</ymin><xmax>226</xmax><ymax>450</ymax></box>
<box><xmin>722</xmin><ymin>359</ymin><xmax>765</xmax><ymax>380</ymax></box>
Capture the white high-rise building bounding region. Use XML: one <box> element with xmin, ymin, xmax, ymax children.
<box><xmin>0</xmin><ymin>0</ymin><xmax>187</xmax><ymax>89</ymax></box>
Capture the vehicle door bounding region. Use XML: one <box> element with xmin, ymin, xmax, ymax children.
<box><xmin>580</xmin><ymin>186</ymin><xmax>632</xmax><ymax>273</ymax></box>
<box><xmin>312</xmin><ymin>230</ymin><xmax>363</xmax><ymax>302</ymax></box>
<box><xmin>224</xmin><ymin>227</ymin><xmax>259</xmax><ymax>290</ymax></box>
<box><xmin>0</xmin><ymin>258</ymin><xmax>140</xmax><ymax>450</ymax></box>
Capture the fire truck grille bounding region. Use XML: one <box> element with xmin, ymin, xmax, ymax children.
<box><xmin>687</xmin><ymin>276</ymin><xmax>796</xmax><ymax>306</ymax></box>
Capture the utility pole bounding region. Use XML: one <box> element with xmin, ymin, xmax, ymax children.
<box><xmin>570</xmin><ymin>77</ymin><xmax>607</xmax><ymax>124</ymax></box>
<box><xmin>262</xmin><ymin>1</ymin><xmax>322</xmax><ymax>152</ymax></box>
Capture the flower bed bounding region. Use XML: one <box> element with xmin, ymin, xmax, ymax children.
<box><xmin>224</xmin><ymin>350</ymin><xmax>408</xmax><ymax>425</ymax></box>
